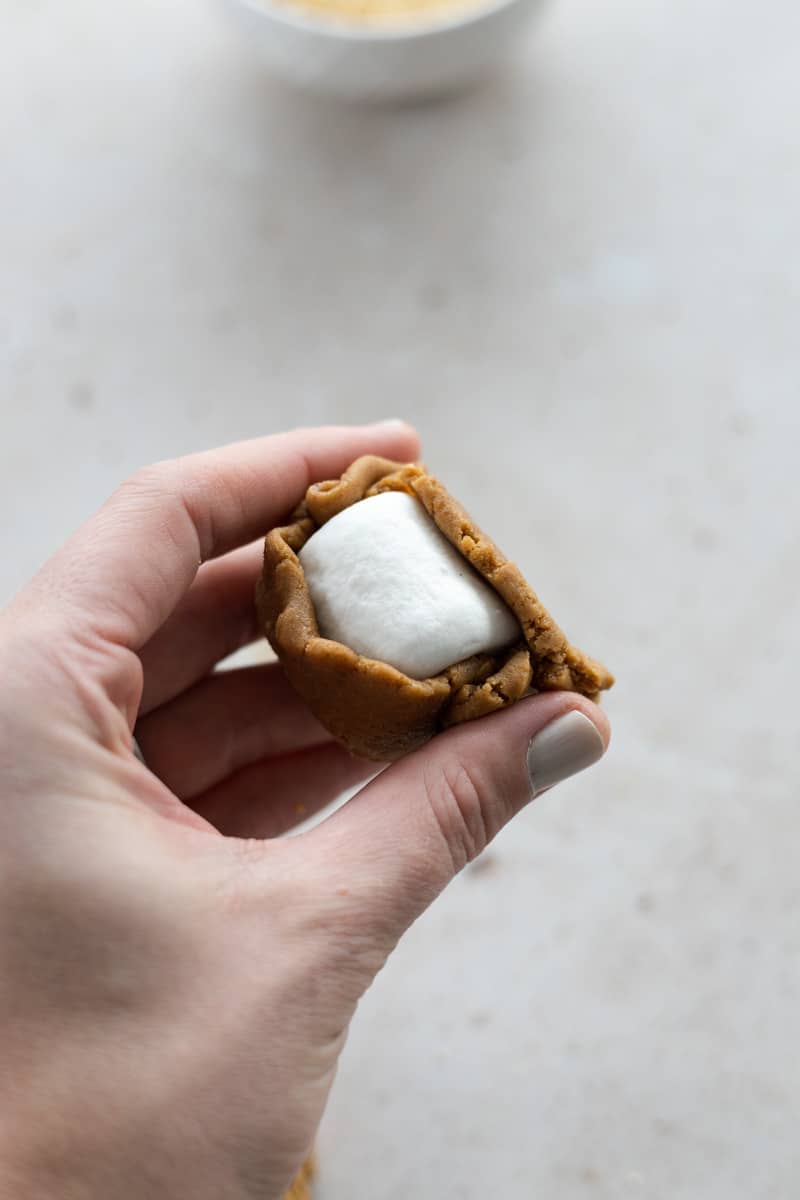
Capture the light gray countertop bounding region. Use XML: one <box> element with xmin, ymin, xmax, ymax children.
<box><xmin>3</xmin><ymin>1</ymin><xmax>799</xmax><ymax>1195</ymax></box>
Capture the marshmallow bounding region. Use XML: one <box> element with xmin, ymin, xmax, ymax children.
<box><xmin>298</xmin><ymin>491</ymin><xmax>521</xmax><ymax>679</ymax></box>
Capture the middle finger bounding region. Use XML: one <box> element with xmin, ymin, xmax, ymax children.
<box><xmin>134</xmin><ymin>662</ymin><xmax>331</xmax><ymax>799</ymax></box>
<box><xmin>138</xmin><ymin>542</ymin><xmax>264</xmax><ymax>715</ymax></box>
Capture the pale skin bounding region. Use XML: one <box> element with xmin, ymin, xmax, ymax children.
<box><xmin>0</xmin><ymin>422</ymin><xmax>609</xmax><ymax>1199</ymax></box>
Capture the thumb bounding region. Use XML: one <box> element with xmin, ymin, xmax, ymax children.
<box><xmin>300</xmin><ymin>693</ymin><xmax>609</xmax><ymax>962</ymax></box>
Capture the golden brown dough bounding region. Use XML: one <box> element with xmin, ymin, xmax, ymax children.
<box><xmin>257</xmin><ymin>456</ymin><xmax>614</xmax><ymax>762</ymax></box>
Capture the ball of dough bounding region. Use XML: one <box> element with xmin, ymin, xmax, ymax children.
<box><xmin>298</xmin><ymin>491</ymin><xmax>521</xmax><ymax>679</ymax></box>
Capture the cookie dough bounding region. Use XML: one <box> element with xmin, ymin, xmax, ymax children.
<box><xmin>298</xmin><ymin>490</ymin><xmax>521</xmax><ymax>679</ymax></box>
<box><xmin>283</xmin><ymin>1158</ymin><xmax>314</xmax><ymax>1200</ymax></box>
<box><xmin>257</xmin><ymin>456</ymin><xmax>614</xmax><ymax>761</ymax></box>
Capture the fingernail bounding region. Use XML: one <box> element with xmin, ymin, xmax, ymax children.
<box><xmin>372</xmin><ymin>418</ymin><xmax>410</xmax><ymax>429</ymax></box>
<box><xmin>527</xmin><ymin>710</ymin><xmax>605</xmax><ymax>798</ymax></box>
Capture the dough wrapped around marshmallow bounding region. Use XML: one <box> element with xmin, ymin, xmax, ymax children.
<box><xmin>256</xmin><ymin>456</ymin><xmax>613</xmax><ymax>762</ymax></box>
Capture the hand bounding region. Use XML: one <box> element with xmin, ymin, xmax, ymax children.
<box><xmin>0</xmin><ymin>422</ymin><xmax>609</xmax><ymax>1200</ymax></box>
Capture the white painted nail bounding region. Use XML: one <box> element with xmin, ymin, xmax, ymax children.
<box><xmin>372</xmin><ymin>418</ymin><xmax>410</xmax><ymax>429</ymax></box>
<box><xmin>527</xmin><ymin>711</ymin><xmax>605</xmax><ymax>798</ymax></box>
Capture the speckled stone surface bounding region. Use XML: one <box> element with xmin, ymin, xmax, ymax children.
<box><xmin>2</xmin><ymin>1</ymin><xmax>799</xmax><ymax>1195</ymax></box>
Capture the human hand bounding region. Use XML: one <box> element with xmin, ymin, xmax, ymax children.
<box><xmin>0</xmin><ymin>422</ymin><xmax>609</xmax><ymax>1200</ymax></box>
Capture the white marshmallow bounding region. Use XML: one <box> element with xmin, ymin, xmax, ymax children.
<box><xmin>299</xmin><ymin>491</ymin><xmax>520</xmax><ymax>679</ymax></box>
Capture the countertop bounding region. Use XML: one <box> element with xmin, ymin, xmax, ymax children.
<box><xmin>2</xmin><ymin>1</ymin><xmax>799</xmax><ymax>1195</ymax></box>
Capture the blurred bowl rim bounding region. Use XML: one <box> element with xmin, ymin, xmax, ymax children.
<box><xmin>232</xmin><ymin>0</ymin><xmax>525</xmax><ymax>43</ymax></box>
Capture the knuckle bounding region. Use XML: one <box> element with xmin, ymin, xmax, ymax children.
<box><xmin>114</xmin><ymin>461</ymin><xmax>203</xmax><ymax>562</ymax></box>
<box><xmin>116</xmin><ymin>462</ymin><xmax>171</xmax><ymax>503</ymax></box>
<box><xmin>301</xmin><ymin>881</ymin><xmax>390</xmax><ymax>983</ymax></box>
<box><xmin>424</xmin><ymin>757</ymin><xmax>509</xmax><ymax>875</ymax></box>
<box><xmin>424</xmin><ymin>759</ymin><xmax>488</xmax><ymax>873</ymax></box>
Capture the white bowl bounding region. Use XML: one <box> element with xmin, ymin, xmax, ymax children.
<box><xmin>226</xmin><ymin>0</ymin><xmax>546</xmax><ymax>101</ymax></box>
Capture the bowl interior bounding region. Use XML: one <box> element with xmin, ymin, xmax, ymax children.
<box><xmin>234</xmin><ymin>0</ymin><xmax>525</xmax><ymax>40</ymax></box>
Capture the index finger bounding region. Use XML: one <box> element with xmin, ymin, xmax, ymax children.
<box><xmin>34</xmin><ymin>422</ymin><xmax>420</xmax><ymax>648</ymax></box>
